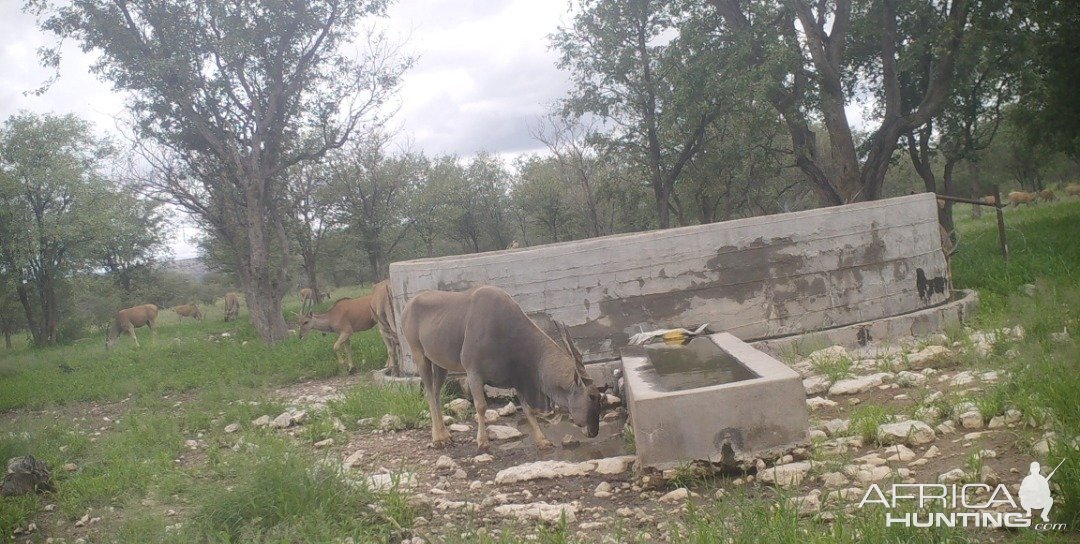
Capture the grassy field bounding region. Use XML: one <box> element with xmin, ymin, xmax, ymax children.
<box><xmin>1</xmin><ymin>202</ymin><xmax>1078</xmax><ymax>542</ymax></box>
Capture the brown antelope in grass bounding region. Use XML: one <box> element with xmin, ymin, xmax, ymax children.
<box><xmin>223</xmin><ymin>292</ymin><xmax>241</xmax><ymax>322</ymax></box>
<box><xmin>1008</xmin><ymin>191</ymin><xmax>1036</xmax><ymax>206</ymax></box>
<box><xmin>106</xmin><ymin>304</ymin><xmax>158</xmax><ymax>349</ymax></box>
<box><xmin>401</xmin><ymin>285</ymin><xmax>602</xmax><ymax>453</ymax></box>
<box><xmin>299</xmin><ymin>287</ymin><xmax>332</xmax><ymax>314</ymax></box>
<box><xmin>1066</xmin><ymin>184</ymin><xmax>1080</xmax><ymax>197</ymax></box>
<box><xmin>1038</xmin><ymin>189</ymin><xmax>1055</xmax><ymax>202</ymax></box>
<box><xmin>173</xmin><ymin>303</ymin><xmax>203</xmax><ymax>322</ymax></box>
<box><xmin>298</xmin><ymin>281</ymin><xmax>398</xmax><ymax>375</ymax></box>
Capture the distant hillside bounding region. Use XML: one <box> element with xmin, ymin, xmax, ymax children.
<box><xmin>161</xmin><ymin>257</ymin><xmax>211</xmax><ymax>282</ymax></box>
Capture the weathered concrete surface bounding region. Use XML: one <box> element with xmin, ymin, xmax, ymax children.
<box><xmin>390</xmin><ymin>193</ymin><xmax>949</xmax><ymax>373</ymax></box>
<box><xmin>752</xmin><ymin>289</ymin><xmax>977</xmax><ymax>356</ymax></box>
<box><xmin>622</xmin><ymin>333</ymin><xmax>809</xmax><ymax>469</ymax></box>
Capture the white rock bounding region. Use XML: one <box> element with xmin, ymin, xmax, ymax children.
<box><xmin>446</xmin><ymin>398</ymin><xmax>472</xmax><ymax>419</ymax></box>
<box><xmin>593</xmin><ymin>455</ymin><xmax>637</xmax><ymax>475</ymax></box>
<box><xmin>435</xmin><ymin>456</ymin><xmax>457</xmax><ymax>469</ymax></box>
<box><xmin>484</xmin><ymin>410</ymin><xmax>500</xmax><ymax>423</ymax></box>
<box><xmin>806</xmin><ymin>396</ymin><xmax>838</xmax><ymax>410</ymax></box>
<box><xmin>809</xmin><ymin>346</ymin><xmax>849</xmax><ymax>366</ymax></box>
<box><xmin>313</xmin><ymin>438</ymin><xmax>333</xmax><ymax>449</ymax></box>
<box><xmin>224</xmin><ymin>423</ymin><xmax>240</xmax><ymax>433</ymax></box>
<box><xmin>1004</xmin><ymin>409</ymin><xmax>1022</xmax><ymax>425</ymax></box>
<box><xmin>958</xmin><ymin>411</ymin><xmax>984</xmax><ymax>430</ymax></box>
<box><xmin>449</xmin><ymin>423</ymin><xmax>471</xmax><ymax>432</ymax></box>
<box><xmin>829</xmin><ymin>373</ymin><xmax>893</xmax><ymax>395</ymax></box>
<box><xmin>342</xmin><ymin>450</ymin><xmax>364</xmax><ymax>468</ymax></box>
<box><xmin>923</xmin><ymin>445</ymin><xmax>941</xmax><ymax>458</ymax></box>
<box><xmin>604</xmin><ymin>394</ymin><xmax>622</xmax><ymax>406</ymax></box>
<box><xmin>822</xmin><ymin>472</ymin><xmax>849</xmax><ymax>488</ymax></box>
<box><xmin>497</xmin><ymin>402</ymin><xmax>518</xmax><ymax>417</ymax></box>
<box><xmin>252</xmin><ymin>415</ymin><xmax>271</xmax><ymax>427</ymax></box>
<box><xmin>854</xmin><ymin>453</ymin><xmax>887</xmax><ymax>467</ymax></box>
<box><xmin>365</xmin><ymin>472</ymin><xmax>416</xmax><ymax>491</ymax></box>
<box><xmin>809</xmin><ymin>429</ymin><xmax>828</xmax><ymax>441</ymax></box>
<box><xmin>659</xmin><ymin>488</ymin><xmax>691</xmax><ymax>503</ymax></box>
<box><xmin>895</xmin><ymin>371</ymin><xmax>927</xmax><ymax>387</ymax></box>
<box><xmin>1033</xmin><ymin>438</ymin><xmax>1051</xmax><ymax>456</ymax></box>
<box><xmin>905</xmin><ymin>346</ymin><xmax>954</xmax><ymax>369</ymax></box>
<box><xmin>803</xmin><ymin>376</ymin><xmax>831</xmax><ymax>395</ymax></box>
<box><xmin>594</xmin><ymin>482</ymin><xmax>613</xmax><ymax>496</ymax></box>
<box><xmin>936</xmin><ymin>421</ymin><xmax>956</xmax><ymax>435</ymax></box>
<box><xmin>271</xmin><ymin>412</ymin><xmax>294</xmax><ymax>428</ymax></box>
<box><xmin>486</xmin><ymin>425</ymin><xmax>523</xmax><ymax>441</ymax></box>
<box><xmin>883</xmin><ymin>444</ymin><xmax>916</xmax><ymax>462</ymax></box>
<box><xmin>561</xmin><ymin>434</ymin><xmax>580</xmax><ymax>447</ymax></box>
<box><xmin>493</xmin><ymin>502</ymin><xmax>577</xmax><ymax>524</ymax></box>
<box><xmin>494</xmin><ymin>460</ymin><xmax>596</xmax><ymax>484</ymax></box>
<box><xmin>950</xmin><ymin>372</ymin><xmax>976</xmax><ymax>387</ymax></box>
<box><xmin>822</xmin><ymin>419</ymin><xmax>851</xmax><ymax>436</ymax></box>
<box><xmin>877</xmin><ymin>420</ymin><xmax>936</xmax><ymax>446</ymax></box>
<box><xmin>472</xmin><ymin>454</ymin><xmax>495</xmax><ymax>464</ymax></box>
<box><xmin>379</xmin><ymin>414</ymin><xmax>404</xmax><ymax>430</ymax></box>
<box><xmin>937</xmin><ymin>469</ymin><xmax>967</xmax><ymax>484</ymax></box>
<box><xmin>758</xmin><ymin>461</ymin><xmax>813</xmax><ymax>488</ymax></box>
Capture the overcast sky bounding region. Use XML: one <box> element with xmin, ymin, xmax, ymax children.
<box><xmin>0</xmin><ymin>1</ymin><xmax>575</xmax><ymax>258</ymax></box>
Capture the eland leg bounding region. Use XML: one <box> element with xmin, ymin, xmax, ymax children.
<box><xmin>467</xmin><ymin>373</ymin><xmax>491</xmax><ymax>453</ymax></box>
<box><xmin>127</xmin><ymin>325</ymin><xmax>139</xmax><ymax>347</ymax></box>
<box><xmin>378</xmin><ymin>325</ymin><xmax>399</xmax><ymax>376</ymax></box>
<box><xmin>416</xmin><ymin>350</ymin><xmax>452</xmax><ymax>447</ymax></box>
<box><xmin>521</xmin><ymin>400</ymin><xmax>554</xmax><ymax>449</ymax></box>
<box><xmin>332</xmin><ymin>331</ymin><xmax>353</xmax><ymax>374</ymax></box>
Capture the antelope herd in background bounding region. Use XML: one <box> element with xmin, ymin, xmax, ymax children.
<box><xmin>1003</xmin><ymin>184</ymin><xmax>1080</xmax><ymax>206</ymax></box>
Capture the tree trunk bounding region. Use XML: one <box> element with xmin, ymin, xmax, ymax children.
<box><xmin>3</xmin><ymin>330</ymin><xmax>10</xmax><ymax>349</ymax></box>
<box><xmin>305</xmin><ymin>257</ymin><xmax>321</xmax><ymax>304</ymax></box>
<box><xmin>238</xmin><ymin>190</ymin><xmax>289</xmax><ymax>344</ymax></box>
<box><xmin>14</xmin><ymin>282</ymin><xmax>42</xmax><ymax>347</ymax></box>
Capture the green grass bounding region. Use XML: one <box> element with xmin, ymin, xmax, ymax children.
<box><xmin>327</xmin><ymin>382</ymin><xmax>430</xmax><ymax>431</ymax></box>
<box><xmin>2</xmin><ymin>204</ymin><xmax>1080</xmax><ymax>542</ymax></box>
<box><xmin>0</xmin><ymin>298</ymin><xmax>392</xmax><ymax>412</ymax></box>
<box><xmin>848</xmin><ymin>404</ymin><xmax>892</xmax><ymax>444</ymax></box>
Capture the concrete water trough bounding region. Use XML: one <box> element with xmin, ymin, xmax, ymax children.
<box><xmin>622</xmin><ymin>333</ymin><xmax>809</xmax><ymax>469</ymax></box>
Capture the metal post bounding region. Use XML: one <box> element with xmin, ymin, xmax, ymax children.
<box><xmin>993</xmin><ymin>185</ymin><xmax>1008</xmax><ymax>260</ymax></box>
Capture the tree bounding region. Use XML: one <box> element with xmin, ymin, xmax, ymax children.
<box><xmin>511</xmin><ymin>156</ymin><xmax>578</xmax><ymax>244</ymax></box>
<box><xmin>35</xmin><ymin>0</ymin><xmax>410</xmax><ymax>343</ymax></box>
<box><xmin>285</xmin><ymin>159</ymin><xmax>339</xmax><ymax>303</ymax></box>
<box><xmin>0</xmin><ymin>112</ymin><xmax>117</xmax><ymax>346</ymax></box>
<box><xmin>95</xmin><ymin>191</ymin><xmax>169</xmax><ymax>292</ymax></box>
<box><xmin>553</xmin><ymin>0</ymin><xmax>738</xmax><ymax>228</ymax></box>
<box><xmin>709</xmin><ymin>0</ymin><xmax>974</xmax><ymax>205</ymax></box>
<box><xmin>333</xmin><ymin>131</ymin><xmax>421</xmax><ymax>280</ymax></box>
<box><xmin>532</xmin><ymin>115</ymin><xmax>610</xmax><ymax>237</ymax></box>
<box><xmin>897</xmin><ymin>0</ymin><xmax>1021</xmax><ymax>235</ymax></box>
<box><xmin>1013</xmin><ymin>0</ymin><xmax>1080</xmax><ymax>161</ymax></box>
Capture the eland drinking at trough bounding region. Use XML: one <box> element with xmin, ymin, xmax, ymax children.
<box><xmin>401</xmin><ymin>285</ymin><xmax>602</xmax><ymax>453</ymax></box>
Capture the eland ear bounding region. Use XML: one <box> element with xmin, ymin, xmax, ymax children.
<box><xmin>556</xmin><ymin>321</ymin><xmax>592</xmax><ymax>386</ymax></box>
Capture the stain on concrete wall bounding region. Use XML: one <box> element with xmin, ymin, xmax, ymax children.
<box><xmin>389</xmin><ymin>193</ymin><xmax>951</xmax><ymax>373</ymax></box>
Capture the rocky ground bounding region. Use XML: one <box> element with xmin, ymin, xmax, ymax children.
<box><xmin>7</xmin><ymin>326</ymin><xmax>1067</xmax><ymax>543</ymax></box>
<box><xmin>243</xmin><ymin>327</ymin><xmax>1066</xmax><ymax>542</ymax></box>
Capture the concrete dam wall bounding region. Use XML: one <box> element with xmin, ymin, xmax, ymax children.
<box><xmin>389</xmin><ymin>193</ymin><xmax>950</xmax><ymax>373</ymax></box>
